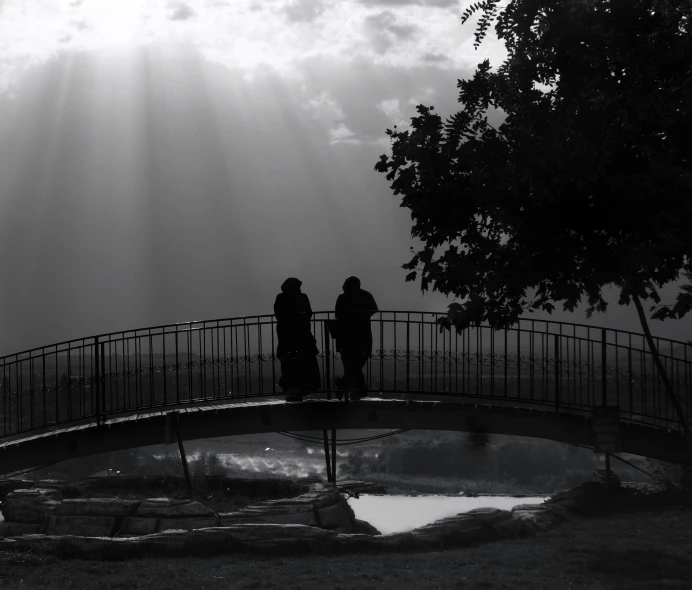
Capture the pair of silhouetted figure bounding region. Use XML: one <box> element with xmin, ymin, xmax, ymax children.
<box><xmin>274</xmin><ymin>276</ymin><xmax>378</xmax><ymax>402</ymax></box>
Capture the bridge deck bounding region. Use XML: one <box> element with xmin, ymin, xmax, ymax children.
<box><xmin>0</xmin><ymin>394</ymin><xmax>592</xmax><ymax>450</ymax></box>
<box><xmin>1</xmin><ymin>396</ymin><xmax>688</xmax><ymax>476</ymax></box>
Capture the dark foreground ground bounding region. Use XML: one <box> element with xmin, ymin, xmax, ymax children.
<box><xmin>0</xmin><ymin>505</ymin><xmax>690</xmax><ymax>590</ymax></box>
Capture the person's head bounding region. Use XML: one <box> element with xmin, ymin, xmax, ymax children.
<box><xmin>342</xmin><ymin>276</ymin><xmax>361</xmax><ymax>294</ymax></box>
<box><xmin>281</xmin><ymin>277</ymin><xmax>302</xmax><ymax>294</ymax></box>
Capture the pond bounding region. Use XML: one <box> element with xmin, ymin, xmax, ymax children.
<box><xmin>347</xmin><ymin>494</ymin><xmax>548</xmax><ymax>535</ymax></box>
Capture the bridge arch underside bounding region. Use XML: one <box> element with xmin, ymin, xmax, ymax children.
<box><xmin>1</xmin><ymin>399</ymin><xmax>689</xmax><ymax>475</ymax></box>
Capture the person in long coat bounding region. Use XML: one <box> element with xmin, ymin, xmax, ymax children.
<box><xmin>274</xmin><ymin>278</ymin><xmax>321</xmax><ymax>401</ymax></box>
<box><xmin>334</xmin><ymin>276</ymin><xmax>378</xmax><ymax>400</ymax></box>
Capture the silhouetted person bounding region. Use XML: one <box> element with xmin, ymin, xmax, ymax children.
<box><xmin>334</xmin><ymin>276</ymin><xmax>378</xmax><ymax>400</ymax></box>
<box><xmin>274</xmin><ymin>278</ymin><xmax>321</xmax><ymax>401</ymax></box>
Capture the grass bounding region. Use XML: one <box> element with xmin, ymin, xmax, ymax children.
<box><xmin>0</xmin><ymin>504</ymin><xmax>691</xmax><ymax>589</ymax></box>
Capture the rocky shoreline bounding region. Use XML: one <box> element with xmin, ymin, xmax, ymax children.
<box><xmin>0</xmin><ymin>471</ymin><xmax>665</xmax><ymax>559</ymax></box>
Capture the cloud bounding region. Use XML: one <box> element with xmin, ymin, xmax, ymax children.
<box><xmin>422</xmin><ymin>51</ymin><xmax>449</xmax><ymax>62</ymax></box>
<box><xmin>168</xmin><ymin>2</ymin><xmax>196</xmax><ymax>21</ymax></box>
<box><xmin>329</xmin><ymin>123</ymin><xmax>357</xmax><ymax>143</ymax></box>
<box><xmin>281</xmin><ymin>0</ymin><xmax>327</xmax><ymax>23</ymax></box>
<box><xmin>358</xmin><ymin>0</ymin><xmax>458</xmax><ymax>7</ymax></box>
<box><xmin>363</xmin><ymin>10</ymin><xmax>418</xmax><ymax>54</ymax></box>
<box><xmin>304</xmin><ymin>91</ymin><xmax>346</xmax><ymax>125</ymax></box>
<box><xmin>378</xmin><ymin>98</ymin><xmax>400</xmax><ymax>118</ymax></box>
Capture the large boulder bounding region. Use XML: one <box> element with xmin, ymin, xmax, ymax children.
<box><xmin>0</xmin><ymin>479</ymin><xmax>35</xmax><ymax>501</ymax></box>
<box><xmin>54</xmin><ymin>499</ymin><xmax>140</xmax><ymax>518</ymax></box>
<box><xmin>509</xmin><ymin>503</ymin><xmax>566</xmax><ymax>536</ymax></box>
<box><xmin>315</xmin><ymin>500</ymin><xmax>355</xmax><ymax>533</ymax></box>
<box><xmin>1</xmin><ymin>489</ymin><xmax>61</xmax><ymax>524</ymax></box>
<box><xmin>0</xmin><ymin>522</ymin><xmax>44</xmax><ymax>538</ymax></box>
<box><xmin>118</xmin><ymin>517</ymin><xmax>158</xmax><ymax>537</ymax></box>
<box><xmin>332</xmin><ymin>481</ymin><xmax>387</xmax><ymax>496</ymax></box>
<box><xmin>31</xmin><ymin>479</ymin><xmax>69</xmax><ymax>490</ymax></box>
<box><xmin>219</xmin><ymin>505</ymin><xmax>317</xmax><ymax>527</ymax></box>
<box><xmin>135</xmin><ymin>499</ymin><xmax>216</xmax><ymax>518</ymax></box>
<box><xmin>44</xmin><ymin>515</ymin><xmax>118</xmax><ymax>537</ymax></box>
<box><xmin>352</xmin><ymin>519</ymin><xmax>381</xmax><ymax>536</ymax></box>
<box><xmin>591</xmin><ymin>469</ymin><xmax>622</xmax><ymax>488</ymax></box>
<box><xmin>156</xmin><ymin>516</ymin><xmax>220</xmax><ymax>533</ymax></box>
<box><xmin>548</xmin><ymin>479</ymin><xmax>624</xmax><ymax>515</ymax></box>
<box><xmin>218</xmin><ymin>488</ymin><xmax>353</xmax><ymax>531</ymax></box>
<box><xmin>408</xmin><ymin>507</ymin><xmax>513</xmax><ymax>548</ymax></box>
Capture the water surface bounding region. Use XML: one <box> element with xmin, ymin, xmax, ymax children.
<box><xmin>348</xmin><ymin>494</ymin><xmax>547</xmax><ymax>535</ymax></box>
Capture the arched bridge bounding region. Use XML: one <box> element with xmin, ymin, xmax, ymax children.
<box><xmin>1</xmin><ymin>311</ymin><xmax>690</xmax><ymax>474</ymax></box>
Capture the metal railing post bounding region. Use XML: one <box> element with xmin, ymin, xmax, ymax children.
<box><xmin>324</xmin><ymin>320</ymin><xmax>332</xmax><ymax>400</ymax></box>
<box><xmin>554</xmin><ymin>333</ymin><xmax>560</xmax><ymax>413</ymax></box>
<box><xmin>601</xmin><ymin>328</ymin><xmax>607</xmax><ymax>406</ymax></box>
<box><xmin>100</xmin><ymin>342</ymin><xmax>106</xmax><ymax>419</ymax></box>
<box><xmin>94</xmin><ymin>337</ymin><xmax>101</xmax><ymax>429</ymax></box>
<box><xmin>601</xmin><ymin>328</ymin><xmax>612</xmax><ymax>492</ymax></box>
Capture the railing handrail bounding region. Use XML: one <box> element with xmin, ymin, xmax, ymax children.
<box><xmin>1</xmin><ymin>310</ymin><xmax>690</xmax><ymax>363</ymax></box>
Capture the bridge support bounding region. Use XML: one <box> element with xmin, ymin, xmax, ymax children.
<box><xmin>322</xmin><ymin>430</ymin><xmax>332</xmax><ymax>482</ymax></box>
<box><xmin>605</xmin><ymin>452</ymin><xmax>612</xmax><ymax>493</ymax></box>
<box><xmin>165</xmin><ymin>411</ymin><xmax>193</xmax><ymax>498</ymax></box>
<box><xmin>331</xmin><ymin>428</ymin><xmax>337</xmax><ymax>486</ymax></box>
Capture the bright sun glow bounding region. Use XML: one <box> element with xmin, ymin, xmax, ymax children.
<box><xmin>83</xmin><ymin>1</ymin><xmax>152</xmax><ymax>46</ymax></box>
<box><xmin>0</xmin><ymin>0</ymin><xmax>490</xmax><ymax>94</ymax></box>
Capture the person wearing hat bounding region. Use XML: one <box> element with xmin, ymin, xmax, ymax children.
<box><xmin>334</xmin><ymin>276</ymin><xmax>378</xmax><ymax>400</ymax></box>
<box><xmin>274</xmin><ymin>278</ymin><xmax>321</xmax><ymax>401</ymax></box>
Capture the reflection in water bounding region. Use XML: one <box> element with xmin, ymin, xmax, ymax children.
<box><xmin>169</xmin><ymin>451</ymin><xmax>333</xmax><ymax>479</ymax></box>
<box><xmin>348</xmin><ymin>495</ymin><xmax>548</xmax><ymax>535</ymax></box>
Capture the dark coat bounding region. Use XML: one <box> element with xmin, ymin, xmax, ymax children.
<box><xmin>335</xmin><ymin>288</ymin><xmax>378</xmax><ymax>354</ymax></box>
<box><xmin>274</xmin><ymin>291</ymin><xmax>318</xmax><ymax>359</ymax></box>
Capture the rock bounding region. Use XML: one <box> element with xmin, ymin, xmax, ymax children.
<box><xmin>157</xmin><ymin>516</ymin><xmax>219</xmax><ymax>532</ymax></box>
<box><xmin>510</xmin><ymin>503</ymin><xmax>562</xmax><ymax>535</ymax></box>
<box><xmin>118</xmin><ymin>517</ymin><xmax>158</xmax><ymax>536</ymax></box>
<box><xmin>219</xmin><ymin>510</ymin><xmax>317</xmax><ymax>527</ymax></box>
<box><xmin>333</xmin><ymin>481</ymin><xmax>387</xmax><ymax>495</ymax></box>
<box><xmin>352</xmin><ymin>519</ymin><xmax>381</xmax><ymax>535</ymax></box>
<box><xmin>0</xmin><ymin>479</ymin><xmax>35</xmax><ymax>501</ymax></box>
<box><xmin>316</xmin><ymin>504</ymin><xmax>345</xmax><ymax>529</ymax></box>
<box><xmin>44</xmin><ymin>515</ymin><xmax>117</xmax><ymax>537</ymax></box>
<box><xmin>0</xmin><ymin>522</ymin><xmax>43</xmax><ymax>537</ymax></box>
<box><xmin>54</xmin><ymin>499</ymin><xmax>141</xmax><ymax>517</ymax></box>
<box><xmin>135</xmin><ymin>498</ymin><xmax>216</xmax><ymax>518</ymax></box>
<box><xmin>251</xmin><ymin>502</ymin><xmax>317</xmax><ymax>515</ymax></box>
<box><xmin>549</xmin><ymin>480</ymin><xmax>624</xmax><ymax>515</ymax></box>
<box><xmin>2</xmin><ymin>489</ymin><xmax>61</xmax><ymax>524</ymax></box>
<box><xmin>592</xmin><ymin>469</ymin><xmax>622</xmax><ymax>488</ymax></box>
<box><xmin>0</xmin><ymin>498</ymin><xmax>574</xmax><ymax>559</ymax></box>
<box><xmin>408</xmin><ymin>507</ymin><xmax>513</xmax><ymax>547</ymax></box>
<box><xmin>267</xmin><ymin>492</ymin><xmax>337</xmax><ymax>510</ymax></box>
<box><xmin>32</xmin><ymin>479</ymin><xmax>68</xmax><ymax>488</ymax></box>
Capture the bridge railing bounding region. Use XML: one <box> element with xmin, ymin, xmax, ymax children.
<box><xmin>0</xmin><ymin>311</ymin><xmax>690</xmax><ymax>440</ymax></box>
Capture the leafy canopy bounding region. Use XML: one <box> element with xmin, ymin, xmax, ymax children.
<box><xmin>375</xmin><ymin>0</ymin><xmax>692</xmax><ymax>331</ymax></box>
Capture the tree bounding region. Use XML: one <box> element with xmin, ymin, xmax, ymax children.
<box><xmin>374</xmin><ymin>0</ymin><xmax>692</xmax><ymax>448</ymax></box>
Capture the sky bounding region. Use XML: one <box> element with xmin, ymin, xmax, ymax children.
<box><xmin>0</xmin><ymin>0</ymin><xmax>690</xmax><ymax>355</ymax></box>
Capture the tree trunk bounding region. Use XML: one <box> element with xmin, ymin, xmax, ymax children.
<box><xmin>632</xmin><ymin>293</ymin><xmax>692</xmax><ymax>453</ymax></box>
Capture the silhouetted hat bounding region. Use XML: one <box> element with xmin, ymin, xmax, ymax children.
<box><xmin>343</xmin><ymin>276</ymin><xmax>361</xmax><ymax>292</ymax></box>
<box><xmin>281</xmin><ymin>277</ymin><xmax>302</xmax><ymax>293</ymax></box>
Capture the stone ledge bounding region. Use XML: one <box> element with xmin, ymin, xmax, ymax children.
<box><xmin>0</xmin><ymin>481</ymin><xmax>377</xmax><ymax>539</ymax></box>
<box><xmin>0</xmin><ymin>502</ymin><xmax>559</xmax><ymax>560</ymax></box>
<box><xmin>0</xmin><ymin>480</ymin><xmax>634</xmax><ymax>559</ymax></box>
<box><xmin>54</xmin><ymin>499</ymin><xmax>140</xmax><ymax>517</ymax></box>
